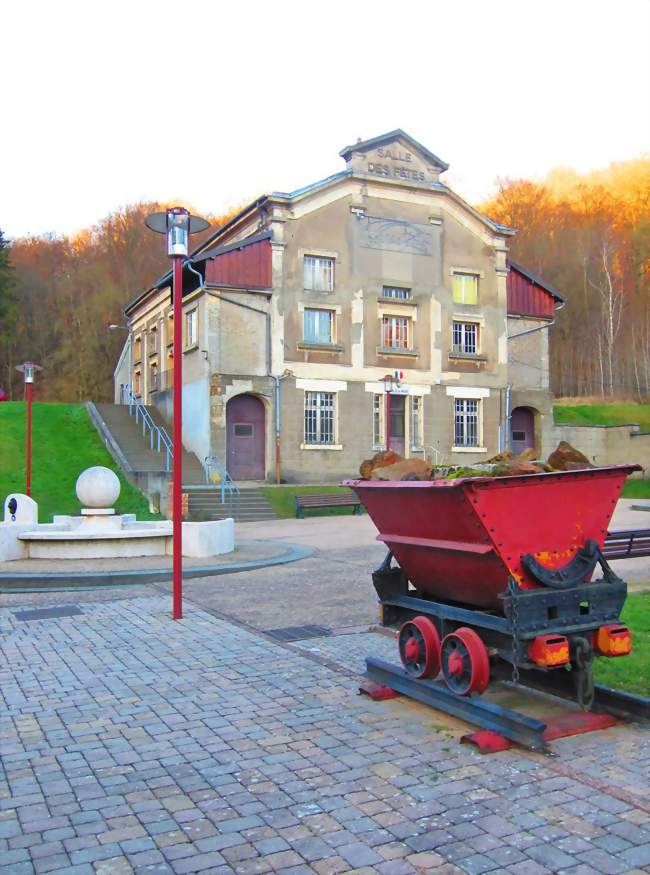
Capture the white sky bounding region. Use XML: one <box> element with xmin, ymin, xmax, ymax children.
<box><xmin>3</xmin><ymin>0</ymin><xmax>649</xmax><ymax>239</ymax></box>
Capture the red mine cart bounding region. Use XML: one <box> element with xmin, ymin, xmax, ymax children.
<box><xmin>345</xmin><ymin>465</ymin><xmax>649</xmax><ymax>749</ymax></box>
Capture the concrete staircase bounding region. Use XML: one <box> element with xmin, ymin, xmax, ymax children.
<box><xmin>185</xmin><ymin>486</ymin><xmax>277</xmax><ymax>522</ymax></box>
<box><xmin>91</xmin><ymin>403</ymin><xmax>278</xmax><ymax>522</ymax></box>
<box><xmin>94</xmin><ymin>402</ymin><xmax>205</xmax><ymax>482</ymax></box>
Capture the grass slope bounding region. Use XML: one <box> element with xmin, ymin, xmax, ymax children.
<box><xmin>593</xmin><ymin>594</ymin><xmax>650</xmax><ymax>696</ymax></box>
<box><xmin>0</xmin><ymin>402</ymin><xmax>158</xmax><ymax>522</ymax></box>
<box><xmin>554</xmin><ymin>402</ymin><xmax>650</xmax><ymax>431</ymax></box>
<box><xmin>554</xmin><ymin>402</ymin><xmax>650</xmax><ymax>498</ymax></box>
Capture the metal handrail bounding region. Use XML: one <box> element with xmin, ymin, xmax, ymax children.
<box><xmin>120</xmin><ymin>384</ymin><xmax>173</xmax><ymax>472</ymax></box>
<box><xmin>204</xmin><ymin>455</ymin><xmax>240</xmax><ymax>500</ymax></box>
<box><xmin>426</xmin><ymin>446</ymin><xmax>444</xmax><ymax>466</ymax></box>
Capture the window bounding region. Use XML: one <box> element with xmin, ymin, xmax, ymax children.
<box><xmin>149</xmin><ymin>325</ymin><xmax>158</xmax><ymax>356</ymax></box>
<box><xmin>452</xmin><ymin>272</ymin><xmax>478</xmax><ymax>305</ymax></box>
<box><xmin>304</xmin><ymin>391</ymin><xmax>335</xmax><ymax>445</ymax></box>
<box><xmin>382</xmin><ymin>286</ymin><xmax>411</xmax><ymax>300</ymax></box>
<box><xmin>134</xmin><ymin>370</ymin><xmax>141</xmax><ymax>395</ymax></box>
<box><xmin>452</xmin><ymin>321</ymin><xmax>478</xmax><ymax>355</ymax></box>
<box><xmin>454</xmin><ymin>398</ymin><xmax>480</xmax><ymax>447</ymax></box>
<box><xmin>150</xmin><ymin>361</ymin><xmax>158</xmax><ymax>392</ymax></box>
<box><xmin>134</xmin><ymin>335</ymin><xmax>142</xmax><ymax>361</ymax></box>
<box><xmin>304</xmin><ymin>256</ymin><xmax>334</xmax><ymax>292</ymax></box>
<box><xmin>373</xmin><ymin>394</ymin><xmax>385</xmax><ymax>447</ymax></box>
<box><xmin>303</xmin><ymin>308</ymin><xmax>334</xmax><ymax>344</ymax></box>
<box><xmin>382</xmin><ymin>315</ymin><xmax>410</xmax><ymax>350</ymax></box>
<box><xmin>185</xmin><ymin>309</ymin><xmax>197</xmax><ymax>348</ymax></box>
<box><xmin>410</xmin><ymin>396</ymin><xmax>423</xmax><ymax>448</ymax></box>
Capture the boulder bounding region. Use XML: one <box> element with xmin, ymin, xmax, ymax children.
<box><xmin>371</xmin><ymin>458</ymin><xmax>431</xmax><ymax>481</ymax></box>
<box><xmin>359</xmin><ymin>450</ymin><xmax>402</xmax><ymax>479</ymax></box>
<box><xmin>547</xmin><ymin>441</ymin><xmax>593</xmax><ymax>471</ymax></box>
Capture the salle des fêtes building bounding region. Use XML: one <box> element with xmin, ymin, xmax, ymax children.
<box><xmin>114</xmin><ymin>130</ymin><xmax>563</xmax><ymax>483</ymax></box>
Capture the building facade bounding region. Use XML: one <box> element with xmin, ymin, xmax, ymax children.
<box><xmin>116</xmin><ymin>130</ymin><xmax>563</xmax><ymax>483</ymax></box>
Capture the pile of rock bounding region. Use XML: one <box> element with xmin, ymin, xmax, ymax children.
<box><xmin>358</xmin><ymin>440</ymin><xmax>594</xmax><ymax>482</ymax></box>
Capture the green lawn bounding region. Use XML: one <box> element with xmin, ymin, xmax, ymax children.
<box><xmin>554</xmin><ymin>402</ymin><xmax>650</xmax><ymax>498</ymax></box>
<box><xmin>593</xmin><ymin>594</ymin><xmax>650</xmax><ymax>696</ymax></box>
<box><xmin>553</xmin><ymin>402</ymin><xmax>650</xmax><ymax>431</ymax></box>
<box><xmin>260</xmin><ymin>485</ymin><xmax>360</xmax><ymax>519</ymax></box>
<box><xmin>0</xmin><ymin>402</ymin><xmax>158</xmax><ymax>522</ymax></box>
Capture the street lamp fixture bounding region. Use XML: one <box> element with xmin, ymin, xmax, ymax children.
<box><xmin>15</xmin><ymin>361</ymin><xmax>43</xmax><ymax>496</ymax></box>
<box><xmin>145</xmin><ymin>207</ymin><xmax>210</xmax><ymax>621</ymax></box>
<box><xmin>382</xmin><ymin>370</ymin><xmax>403</xmax><ymax>452</ymax></box>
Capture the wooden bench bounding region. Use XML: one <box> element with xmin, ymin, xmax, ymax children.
<box><xmin>603</xmin><ymin>528</ymin><xmax>650</xmax><ymax>560</ymax></box>
<box><xmin>295</xmin><ymin>492</ymin><xmax>362</xmax><ymax>519</ymax></box>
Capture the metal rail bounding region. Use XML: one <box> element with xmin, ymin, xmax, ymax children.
<box><xmin>365</xmin><ymin>657</ymin><xmax>548</xmax><ymax>751</ymax></box>
<box><xmin>491</xmin><ymin>662</ymin><xmax>650</xmax><ymax>721</ymax></box>
<box><xmin>203</xmin><ymin>455</ymin><xmax>240</xmax><ymax>518</ymax></box>
<box><xmin>120</xmin><ymin>384</ymin><xmax>172</xmax><ymax>472</ymax></box>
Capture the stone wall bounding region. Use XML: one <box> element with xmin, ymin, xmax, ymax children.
<box><xmin>549</xmin><ymin>423</ymin><xmax>649</xmax><ymax>476</ymax></box>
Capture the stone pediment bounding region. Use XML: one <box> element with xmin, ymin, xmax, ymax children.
<box><xmin>340</xmin><ymin>129</ymin><xmax>448</xmax><ymax>186</ymax></box>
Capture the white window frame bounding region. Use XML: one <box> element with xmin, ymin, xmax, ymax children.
<box><xmin>381</xmin><ymin>315</ymin><xmax>410</xmax><ymax>350</ymax></box>
<box><xmin>382</xmin><ymin>285</ymin><xmax>411</xmax><ymax>300</ymax></box>
<box><xmin>184</xmin><ymin>308</ymin><xmax>198</xmax><ymax>349</ymax></box>
<box><xmin>452</xmin><ymin>321</ymin><xmax>479</xmax><ymax>355</ymax></box>
<box><xmin>454</xmin><ymin>398</ymin><xmax>480</xmax><ymax>448</ymax></box>
<box><xmin>304</xmin><ymin>255</ymin><xmax>334</xmax><ymax>292</ymax></box>
<box><xmin>452</xmin><ymin>272</ymin><xmax>479</xmax><ymax>305</ymax></box>
<box><xmin>303</xmin><ymin>308</ymin><xmax>334</xmax><ymax>344</ymax></box>
<box><xmin>410</xmin><ymin>396</ymin><xmax>424</xmax><ymax>449</ymax></box>
<box><xmin>303</xmin><ymin>391</ymin><xmax>337</xmax><ymax>446</ymax></box>
<box><xmin>373</xmin><ymin>393</ymin><xmax>386</xmax><ymax>448</ymax></box>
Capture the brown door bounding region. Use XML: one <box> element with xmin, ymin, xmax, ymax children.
<box><xmin>389</xmin><ymin>394</ymin><xmax>406</xmax><ymax>456</ymax></box>
<box><xmin>226</xmin><ymin>395</ymin><xmax>265</xmax><ymax>480</ymax></box>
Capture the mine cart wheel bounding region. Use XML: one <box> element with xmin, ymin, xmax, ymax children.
<box><xmin>441</xmin><ymin>627</ymin><xmax>490</xmax><ymax>696</ymax></box>
<box><xmin>398</xmin><ymin>616</ymin><xmax>441</xmax><ymax>679</ymax></box>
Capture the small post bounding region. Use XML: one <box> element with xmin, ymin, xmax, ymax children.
<box><xmin>15</xmin><ymin>361</ymin><xmax>41</xmax><ymax>497</ymax></box>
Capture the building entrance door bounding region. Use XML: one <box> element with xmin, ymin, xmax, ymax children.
<box><xmin>510</xmin><ymin>406</ymin><xmax>535</xmax><ymax>456</ymax></box>
<box><xmin>226</xmin><ymin>394</ymin><xmax>265</xmax><ymax>480</ymax></box>
<box><xmin>389</xmin><ymin>394</ymin><xmax>406</xmax><ymax>456</ymax></box>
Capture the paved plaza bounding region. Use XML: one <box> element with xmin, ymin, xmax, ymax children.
<box><xmin>1</xmin><ymin>503</ymin><xmax>649</xmax><ymax>875</ymax></box>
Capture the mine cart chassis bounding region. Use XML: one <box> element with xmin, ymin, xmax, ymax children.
<box><xmin>367</xmin><ymin>548</ymin><xmax>650</xmax><ymax>750</ymax></box>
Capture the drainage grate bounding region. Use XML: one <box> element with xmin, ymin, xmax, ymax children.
<box><xmin>13</xmin><ymin>605</ymin><xmax>83</xmax><ymax>622</ymax></box>
<box><xmin>265</xmin><ymin>624</ymin><xmax>331</xmax><ymax>642</ymax></box>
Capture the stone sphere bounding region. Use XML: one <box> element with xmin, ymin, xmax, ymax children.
<box><xmin>75</xmin><ymin>466</ymin><xmax>121</xmax><ymax>508</ymax></box>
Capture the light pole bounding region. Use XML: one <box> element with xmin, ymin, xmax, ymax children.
<box><xmin>109</xmin><ymin>323</ymin><xmax>132</xmax><ymax>400</ymax></box>
<box><xmin>145</xmin><ymin>208</ymin><xmax>209</xmax><ymax>620</ymax></box>
<box><xmin>15</xmin><ymin>361</ymin><xmax>42</xmax><ymax>496</ymax></box>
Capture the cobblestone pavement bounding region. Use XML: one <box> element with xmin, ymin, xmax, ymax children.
<box><xmin>2</xmin><ymin>594</ymin><xmax>650</xmax><ymax>875</ymax></box>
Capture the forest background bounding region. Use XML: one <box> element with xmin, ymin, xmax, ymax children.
<box><xmin>0</xmin><ymin>157</ymin><xmax>648</xmax><ymax>402</ymax></box>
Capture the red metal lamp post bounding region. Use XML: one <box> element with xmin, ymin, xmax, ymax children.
<box><xmin>145</xmin><ymin>208</ymin><xmax>209</xmax><ymax>620</ymax></box>
<box><xmin>15</xmin><ymin>361</ymin><xmax>42</xmax><ymax>497</ymax></box>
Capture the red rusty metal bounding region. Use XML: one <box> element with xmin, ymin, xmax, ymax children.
<box><xmin>398</xmin><ymin>616</ymin><xmax>440</xmax><ymax>679</ymax></box>
<box><xmin>344</xmin><ymin>466</ymin><xmax>640</xmax><ymax>611</ymax></box>
<box><xmin>462</xmin><ymin>710</ymin><xmax>617</xmax><ymax>752</ymax></box>
<box><xmin>594</xmin><ymin>624</ymin><xmax>632</xmax><ymax>657</ymax></box>
<box><xmin>528</xmin><ymin>634</ymin><xmax>570</xmax><ymax>668</ymax></box>
<box><xmin>205</xmin><ymin>238</ymin><xmax>271</xmax><ymax>288</ymax></box>
<box><xmin>507</xmin><ymin>265</ymin><xmax>556</xmax><ymax>318</ymax></box>
<box><xmin>358</xmin><ymin>682</ymin><xmax>401</xmax><ymax>700</ymax></box>
<box><xmin>441</xmin><ymin>627</ymin><xmax>490</xmax><ymax>696</ymax></box>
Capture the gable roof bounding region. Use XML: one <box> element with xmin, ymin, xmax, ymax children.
<box><xmin>339</xmin><ymin>129</ymin><xmax>449</xmax><ymax>172</ymax></box>
<box><xmin>508</xmin><ymin>260</ymin><xmax>565</xmax><ymax>303</ymax></box>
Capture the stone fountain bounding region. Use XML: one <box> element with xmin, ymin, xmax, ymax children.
<box><xmin>1</xmin><ymin>466</ymin><xmax>234</xmax><ymax>561</ymax></box>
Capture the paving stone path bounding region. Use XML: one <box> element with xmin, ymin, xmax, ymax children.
<box><xmin>2</xmin><ymin>593</ymin><xmax>650</xmax><ymax>875</ymax></box>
